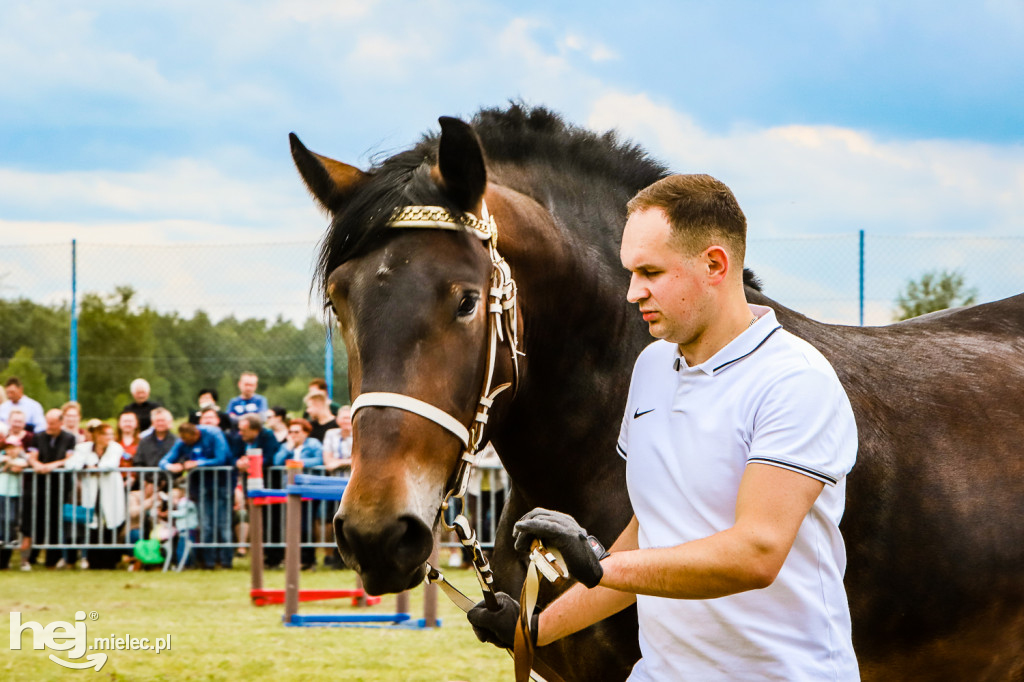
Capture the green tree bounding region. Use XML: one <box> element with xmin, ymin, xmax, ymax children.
<box><xmin>0</xmin><ymin>347</ymin><xmax>56</xmax><ymax>409</ymax></box>
<box><xmin>894</xmin><ymin>269</ymin><xmax>978</xmax><ymax>321</ymax></box>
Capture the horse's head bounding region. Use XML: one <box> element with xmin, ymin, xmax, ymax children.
<box><xmin>291</xmin><ymin>117</ymin><xmax>516</xmax><ymax>595</ymax></box>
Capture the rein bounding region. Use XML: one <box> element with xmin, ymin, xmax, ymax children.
<box><xmin>348</xmin><ymin>201</ymin><xmax>563</xmax><ymax>682</ymax></box>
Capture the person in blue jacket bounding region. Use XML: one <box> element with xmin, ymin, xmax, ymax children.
<box><xmin>274</xmin><ymin>418</ymin><xmax>324</xmax><ymax>570</ymax></box>
<box><xmin>273</xmin><ymin>418</ymin><xmax>323</xmax><ymax>468</ymax></box>
<box><xmin>160</xmin><ymin>423</ymin><xmax>233</xmax><ymax>569</ymax></box>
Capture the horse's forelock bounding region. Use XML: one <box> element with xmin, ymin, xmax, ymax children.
<box><xmin>314</xmin><ymin>149</ymin><xmax>455</xmax><ymax>301</ymax></box>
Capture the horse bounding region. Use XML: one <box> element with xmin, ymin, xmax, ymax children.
<box><xmin>290</xmin><ymin>105</ymin><xmax>1024</xmax><ymax>681</ymax></box>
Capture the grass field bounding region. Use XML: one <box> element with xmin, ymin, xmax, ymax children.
<box><xmin>0</xmin><ymin>557</ymin><xmax>510</xmax><ymax>681</ymax></box>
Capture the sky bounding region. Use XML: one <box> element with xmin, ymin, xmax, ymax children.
<box><xmin>1</xmin><ymin>0</ymin><xmax>1023</xmax><ymax>324</ymax></box>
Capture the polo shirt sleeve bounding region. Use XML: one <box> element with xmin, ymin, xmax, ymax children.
<box><xmin>747</xmin><ymin>365</ymin><xmax>857</xmax><ymax>487</ymax></box>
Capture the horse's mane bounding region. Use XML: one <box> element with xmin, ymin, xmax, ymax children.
<box><xmin>315</xmin><ymin>104</ymin><xmax>668</xmax><ymax>300</ymax></box>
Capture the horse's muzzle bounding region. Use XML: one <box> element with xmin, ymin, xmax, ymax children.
<box><xmin>333</xmin><ymin>512</ymin><xmax>433</xmax><ymax>595</ymax></box>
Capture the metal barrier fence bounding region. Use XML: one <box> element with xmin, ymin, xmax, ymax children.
<box><xmin>0</xmin><ymin>463</ymin><xmax>509</xmax><ymax>571</ymax></box>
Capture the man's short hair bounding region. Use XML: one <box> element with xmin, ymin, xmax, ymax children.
<box><xmin>4</xmin><ymin>377</ymin><xmax>22</xmax><ymax>388</ymax></box>
<box><xmin>130</xmin><ymin>378</ymin><xmax>150</xmax><ymax>393</ymax></box>
<box><xmin>151</xmin><ymin>407</ymin><xmax>173</xmax><ymax>422</ymax></box>
<box><xmin>309</xmin><ymin>378</ymin><xmax>328</xmax><ymax>391</ymax></box>
<box><xmin>305</xmin><ymin>393</ymin><xmax>327</xmax><ymax>406</ymax></box>
<box><xmin>270</xmin><ymin>406</ymin><xmax>288</xmax><ymax>420</ymax></box>
<box><xmin>61</xmin><ymin>401</ymin><xmax>81</xmax><ymax>415</ymax></box>
<box><xmin>240</xmin><ymin>414</ymin><xmax>262</xmax><ymax>431</ymax></box>
<box><xmin>627</xmin><ymin>174</ymin><xmax>747</xmax><ymax>264</ymax></box>
<box><xmin>239</xmin><ymin>371</ymin><xmax>258</xmax><ymax>381</ymax></box>
<box><xmin>288</xmin><ymin>418</ymin><xmax>312</xmax><ymax>435</ymax></box>
<box><xmin>178</xmin><ymin>422</ymin><xmax>199</xmax><ymax>438</ymax></box>
<box><xmin>197</xmin><ymin>388</ymin><xmax>219</xmax><ymax>402</ymax></box>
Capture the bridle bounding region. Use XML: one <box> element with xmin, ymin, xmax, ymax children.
<box><xmin>348</xmin><ymin>199</ymin><xmax>521</xmax><ymax>606</ymax></box>
<box><xmin>346</xmin><ymin>200</ymin><xmax>568</xmax><ymax>682</ymax></box>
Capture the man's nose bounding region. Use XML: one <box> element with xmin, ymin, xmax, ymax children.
<box><xmin>626</xmin><ymin>273</ymin><xmax>647</xmax><ymax>304</ymax></box>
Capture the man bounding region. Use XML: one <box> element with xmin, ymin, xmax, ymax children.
<box><xmin>232</xmin><ymin>414</ymin><xmax>284</xmax><ymax>567</ymax></box>
<box><xmin>226</xmin><ymin>372</ymin><xmax>268</xmax><ymax>426</ymax></box>
<box><xmin>121</xmin><ymin>378</ymin><xmax>161</xmax><ymax>433</ymax></box>
<box><xmin>159</xmin><ymin>423</ymin><xmax>233</xmax><ymax>569</ymax></box>
<box><xmin>302</xmin><ymin>378</ymin><xmax>342</xmax><ymax>418</ymax></box>
<box><xmin>0</xmin><ymin>377</ymin><xmax>45</xmax><ymax>432</ymax></box>
<box><xmin>134</xmin><ymin>407</ymin><xmax>178</xmax><ymax>469</ymax></box>
<box><xmin>232</xmin><ymin>414</ymin><xmax>281</xmax><ymax>480</ymax></box>
<box><xmin>469</xmin><ymin>175</ymin><xmax>859</xmax><ymax>680</ymax></box>
<box><xmin>322</xmin><ymin>405</ymin><xmax>353</xmax><ymax>472</ymax></box>
<box><xmin>187</xmin><ymin>388</ymin><xmax>233</xmax><ymax>432</ymax></box>
<box><xmin>303</xmin><ymin>393</ymin><xmax>335</xmax><ymax>443</ymax></box>
<box><xmin>24</xmin><ymin>409</ymin><xmax>77</xmax><ymax>568</ymax></box>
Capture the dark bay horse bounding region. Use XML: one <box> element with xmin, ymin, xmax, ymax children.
<box><xmin>290</xmin><ymin>105</ymin><xmax>1024</xmax><ymax>681</ymax></box>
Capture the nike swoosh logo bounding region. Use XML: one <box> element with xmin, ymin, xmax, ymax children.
<box><xmin>633</xmin><ymin>408</ymin><xmax>655</xmax><ymax>419</ymax></box>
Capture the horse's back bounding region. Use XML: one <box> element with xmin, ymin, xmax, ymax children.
<box><xmin>762</xmin><ymin>290</ymin><xmax>1024</xmax><ymax>680</ymax></box>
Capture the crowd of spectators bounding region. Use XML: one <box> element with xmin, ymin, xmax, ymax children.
<box><xmin>0</xmin><ymin>373</ymin><xmax>353</xmax><ymax>572</ymax></box>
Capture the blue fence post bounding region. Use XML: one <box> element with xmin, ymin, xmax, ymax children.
<box><xmin>858</xmin><ymin>230</ymin><xmax>865</xmax><ymax>327</ymax></box>
<box><xmin>70</xmin><ymin>239</ymin><xmax>78</xmax><ymax>401</ymax></box>
<box><xmin>324</xmin><ymin>326</ymin><xmax>334</xmax><ymax>401</ymax></box>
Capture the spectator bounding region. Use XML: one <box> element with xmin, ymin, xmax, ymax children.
<box><xmin>159</xmin><ymin>423</ymin><xmax>232</xmax><ymax>569</ymax></box>
<box><xmin>187</xmin><ymin>388</ymin><xmax>233</xmax><ymax>432</ymax></box>
<box><xmin>134</xmin><ymin>407</ymin><xmax>178</xmax><ymax>469</ymax></box>
<box><xmin>168</xmin><ymin>484</ymin><xmax>199</xmax><ymax>569</ymax></box>
<box><xmin>233</xmin><ymin>414</ymin><xmax>281</xmax><ymax>480</ymax></box>
<box><xmin>23</xmin><ymin>409</ymin><xmax>77</xmax><ymax>569</ymax></box>
<box><xmin>198</xmin><ymin>408</ymin><xmax>224</xmax><ymax>429</ymax></box>
<box><xmin>265</xmin><ymin>406</ymin><xmax>289</xmax><ymax>443</ymax></box>
<box><xmin>0</xmin><ymin>443</ymin><xmax>29</xmax><ymax>570</ymax></box>
<box><xmin>322</xmin><ymin>405</ymin><xmax>353</xmax><ymax>473</ymax></box>
<box><xmin>226</xmin><ymin>371</ymin><xmax>268</xmax><ymax>425</ymax></box>
<box><xmin>303</xmin><ymin>393</ymin><xmax>335</xmax><ymax>443</ymax></box>
<box><xmin>61</xmin><ymin>401</ymin><xmax>88</xmax><ymax>443</ymax></box>
<box><xmin>121</xmin><ymin>378</ymin><xmax>161</xmax><ymax>433</ymax></box>
<box><xmin>274</xmin><ymin>419</ymin><xmax>323</xmax><ymax>468</ymax></box>
<box><xmin>4</xmin><ymin>410</ymin><xmax>36</xmax><ymax>453</ymax></box>
<box><xmin>116</xmin><ymin>411</ymin><xmax>140</xmax><ymax>468</ymax></box>
<box><xmin>302</xmin><ymin>378</ymin><xmax>342</xmax><ymax>418</ymax></box>
<box><xmin>0</xmin><ymin>377</ymin><xmax>45</xmax><ymax>433</ymax></box>
<box><xmin>64</xmin><ymin>421</ymin><xmax>127</xmax><ymax>569</ymax></box>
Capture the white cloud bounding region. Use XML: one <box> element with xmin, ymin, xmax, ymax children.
<box><xmin>587</xmin><ymin>91</ymin><xmax>1024</xmax><ymax>237</ymax></box>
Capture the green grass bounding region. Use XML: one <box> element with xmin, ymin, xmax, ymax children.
<box><xmin>0</xmin><ymin>556</ymin><xmax>510</xmax><ymax>681</ymax></box>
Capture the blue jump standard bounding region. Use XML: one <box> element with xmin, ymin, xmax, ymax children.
<box><xmin>286</xmin><ymin>614</ymin><xmax>442</xmax><ymax>628</ymax></box>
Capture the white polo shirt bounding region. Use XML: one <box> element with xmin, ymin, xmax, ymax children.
<box><xmin>618</xmin><ymin>305</ymin><xmax>859</xmax><ymax>681</ymax></box>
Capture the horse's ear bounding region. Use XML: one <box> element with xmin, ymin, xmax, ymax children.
<box><xmin>437</xmin><ymin>117</ymin><xmax>487</xmax><ymax>212</ymax></box>
<box><xmin>290</xmin><ymin>133</ymin><xmax>369</xmax><ymax>213</ymax></box>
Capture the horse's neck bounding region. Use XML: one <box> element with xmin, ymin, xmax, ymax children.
<box><xmin>485</xmin><ymin>184</ymin><xmax>646</xmax><ymax>533</ymax></box>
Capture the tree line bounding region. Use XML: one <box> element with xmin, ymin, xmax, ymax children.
<box><xmin>0</xmin><ymin>286</ymin><xmax>349</xmax><ymax>421</ymax></box>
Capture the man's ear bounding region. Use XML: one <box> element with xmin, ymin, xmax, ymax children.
<box><xmin>704</xmin><ymin>245</ymin><xmax>731</xmax><ymax>284</ymax></box>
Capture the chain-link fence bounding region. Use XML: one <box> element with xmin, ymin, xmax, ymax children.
<box><xmin>1</xmin><ymin>234</ymin><xmax>1021</xmax><ymax>419</ymax></box>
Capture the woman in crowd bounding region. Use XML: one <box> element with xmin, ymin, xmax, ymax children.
<box><xmin>65</xmin><ymin>421</ymin><xmax>127</xmax><ymax>569</ymax></box>
<box><xmin>61</xmin><ymin>401</ymin><xmax>88</xmax><ymax>443</ymax></box>
<box><xmin>116</xmin><ymin>411</ymin><xmax>140</xmax><ymax>468</ymax></box>
<box><xmin>273</xmin><ymin>419</ymin><xmax>323</xmax><ymax>467</ymax></box>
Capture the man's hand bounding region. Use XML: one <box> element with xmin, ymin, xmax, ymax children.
<box><xmin>166</xmin><ymin>462</ymin><xmax>184</xmax><ymax>474</ymax></box>
<box><xmin>236</xmin><ymin>455</ymin><xmax>249</xmax><ymax>471</ymax></box>
<box><xmin>466</xmin><ymin>592</ymin><xmax>536</xmax><ymax>649</ymax></box>
<box><xmin>513</xmin><ymin>509</ymin><xmax>606</xmax><ymax>588</ymax></box>
<box><xmin>183</xmin><ymin>460</ymin><xmax>199</xmax><ymax>471</ymax></box>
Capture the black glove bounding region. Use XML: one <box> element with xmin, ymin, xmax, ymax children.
<box><xmin>467</xmin><ymin>592</ymin><xmax>537</xmax><ymax>649</ymax></box>
<box><xmin>513</xmin><ymin>508</ymin><xmax>607</xmax><ymax>588</ymax></box>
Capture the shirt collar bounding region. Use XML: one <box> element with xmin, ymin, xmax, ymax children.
<box><xmin>673</xmin><ymin>304</ymin><xmax>782</xmax><ymax>376</ymax></box>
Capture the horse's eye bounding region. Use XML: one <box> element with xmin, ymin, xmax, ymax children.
<box><xmin>457</xmin><ymin>292</ymin><xmax>480</xmax><ymax>318</ymax></box>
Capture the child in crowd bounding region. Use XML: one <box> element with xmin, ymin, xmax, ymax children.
<box><xmin>0</xmin><ymin>444</ymin><xmax>28</xmax><ymax>570</ymax></box>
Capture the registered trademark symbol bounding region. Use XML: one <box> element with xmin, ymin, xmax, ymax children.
<box><xmin>89</xmin><ymin>611</ymin><xmax>99</xmax><ymax>621</ymax></box>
